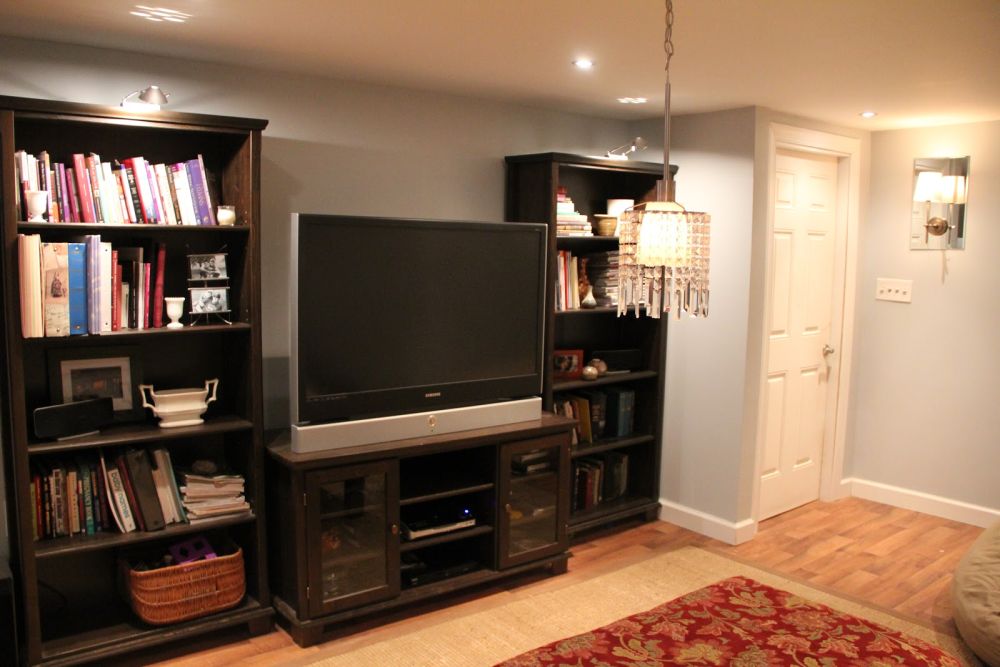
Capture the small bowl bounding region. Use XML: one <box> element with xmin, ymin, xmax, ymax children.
<box><xmin>594</xmin><ymin>214</ymin><xmax>618</xmax><ymax>237</ymax></box>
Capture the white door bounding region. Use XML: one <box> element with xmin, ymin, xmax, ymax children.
<box><xmin>758</xmin><ymin>149</ymin><xmax>840</xmax><ymax>520</ymax></box>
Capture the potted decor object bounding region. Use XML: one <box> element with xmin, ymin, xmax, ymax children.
<box><xmin>140</xmin><ymin>378</ymin><xmax>219</xmax><ymax>428</ymax></box>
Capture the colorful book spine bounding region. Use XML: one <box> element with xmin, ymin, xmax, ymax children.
<box><xmin>143</xmin><ymin>262</ymin><xmax>152</xmax><ymax>329</ymax></box>
<box><xmin>145</xmin><ymin>162</ymin><xmax>166</xmax><ymax>225</ymax></box>
<box><xmin>170</xmin><ymin>163</ymin><xmax>197</xmax><ymax>225</ymax></box>
<box><xmin>72</xmin><ymin>154</ymin><xmax>96</xmax><ymax>223</ymax></box>
<box><xmin>151</xmin><ymin>243</ymin><xmax>166</xmax><ymax>327</ymax></box>
<box><xmin>67</xmin><ymin>242</ymin><xmax>88</xmax><ymax>335</ymax></box>
<box><xmin>86</xmin><ymin>235</ymin><xmax>101</xmax><ymax>333</ymax></box>
<box><xmin>41</xmin><ymin>242</ymin><xmax>70</xmax><ymax>337</ymax></box>
<box><xmin>99</xmin><ymin>242</ymin><xmax>113</xmax><ymax>332</ymax></box>
<box><xmin>185</xmin><ymin>157</ymin><xmax>213</xmax><ymax>225</ymax></box>
<box><xmin>17</xmin><ymin>234</ymin><xmax>44</xmax><ymax>338</ymax></box>
<box><xmin>85</xmin><ymin>155</ymin><xmax>105</xmax><ymax>224</ymax></box>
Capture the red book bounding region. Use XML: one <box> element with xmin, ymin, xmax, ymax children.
<box><xmin>111</xmin><ymin>251</ymin><xmax>121</xmax><ymax>331</ymax></box>
<box><xmin>142</xmin><ymin>262</ymin><xmax>151</xmax><ymax>329</ymax></box>
<box><xmin>151</xmin><ymin>243</ymin><xmax>166</xmax><ymax>327</ymax></box>
<box><xmin>115</xmin><ymin>454</ymin><xmax>145</xmax><ymax>531</ymax></box>
<box><xmin>72</xmin><ymin>154</ymin><xmax>96</xmax><ymax>222</ymax></box>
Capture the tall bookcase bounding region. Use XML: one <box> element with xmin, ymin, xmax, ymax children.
<box><xmin>504</xmin><ymin>152</ymin><xmax>670</xmax><ymax>537</ymax></box>
<box><xmin>0</xmin><ymin>96</ymin><xmax>272</xmax><ymax>665</ymax></box>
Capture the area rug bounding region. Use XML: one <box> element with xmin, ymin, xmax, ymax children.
<box><xmin>497</xmin><ymin>575</ymin><xmax>959</xmax><ymax>666</ymax></box>
<box><xmin>293</xmin><ymin>547</ymin><xmax>978</xmax><ymax>667</ymax></box>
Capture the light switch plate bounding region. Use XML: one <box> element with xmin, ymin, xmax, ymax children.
<box><xmin>875</xmin><ymin>278</ymin><xmax>913</xmax><ymax>303</ymax></box>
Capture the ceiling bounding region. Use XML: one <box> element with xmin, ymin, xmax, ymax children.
<box><xmin>1</xmin><ymin>0</ymin><xmax>998</xmax><ymax>130</ymax></box>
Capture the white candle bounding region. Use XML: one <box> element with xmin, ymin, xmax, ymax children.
<box><xmin>217</xmin><ymin>205</ymin><xmax>236</xmax><ymax>226</ymax></box>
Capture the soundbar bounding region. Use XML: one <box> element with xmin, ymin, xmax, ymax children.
<box><xmin>291</xmin><ymin>397</ymin><xmax>542</xmax><ymax>454</ymax></box>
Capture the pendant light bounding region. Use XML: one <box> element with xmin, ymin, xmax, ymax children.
<box><xmin>617</xmin><ymin>0</ymin><xmax>711</xmax><ymax>319</ymax></box>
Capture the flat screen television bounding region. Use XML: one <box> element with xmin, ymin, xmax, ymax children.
<box><xmin>290</xmin><ymin>214</ymin><xmax>547</xmax><ymax>440</ymax></box>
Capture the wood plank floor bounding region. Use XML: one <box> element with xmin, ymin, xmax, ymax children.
<box><xmin>142</xmin><ymin>497</ymin><xmax>982</xmax><ymax>666</ymax></box>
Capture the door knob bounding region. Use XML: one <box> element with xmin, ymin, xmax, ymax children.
<box><xmin>822</xmin><ymin>344</ymin><xmax>835</xmax><ymax>357</ymax></box>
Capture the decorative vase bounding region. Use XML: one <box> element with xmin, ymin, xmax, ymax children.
<box><xmin>165</xmin><ymin>297</ymin><xmax>185</xmax><ymax>328</ymax></box>
<box><xmin>25</xmin><ymin>190</ymin><xmax>48</xmax><ymax>222</ymax></box>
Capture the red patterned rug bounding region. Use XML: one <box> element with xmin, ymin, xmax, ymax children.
<box><xmin>496</xmin><ymin>576</ymin><xmax>960</xmax><ymax>666</ymax></box>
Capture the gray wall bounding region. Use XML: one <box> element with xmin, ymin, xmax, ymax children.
<box><xmin>0</xmin><ymin>36</ymin><xmax>638</xmax><ymax>555</ymax></box>
<box><xmin>848</xmin><ymin>120</ymin><xmax>1000</xmax><ymax>509</ymax></box>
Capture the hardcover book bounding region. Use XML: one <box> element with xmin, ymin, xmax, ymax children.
<box><xmin>123</xmin><ymin>449</ymin><xmax>165</xmax><ymax>531</ymax></box>
<box><xmin>41</xmin><ymin>242</ymin><xmax>70</xmax><ymax>337</ymax></box>
<box><xmin>67</xmin><ymin>243</ymin><xmax>88</xmax><ymax>335</ymax></box>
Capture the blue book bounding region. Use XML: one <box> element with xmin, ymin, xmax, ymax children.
<box><xmin>85</xmin><ymin>235</ymin><xmax>102</xmax><ymax>334</ymax></box>
<box><xmin>67</xmin><ymin>242</ymin><xmax>88</xmax><ymax>335</ymax></box>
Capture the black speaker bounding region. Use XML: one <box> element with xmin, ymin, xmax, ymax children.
<box><xmin>33</xmin><ymin>397</ymin><xmax>114</xmax><ymax>440</ymax></box>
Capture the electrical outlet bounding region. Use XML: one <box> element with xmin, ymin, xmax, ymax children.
<box><xmin>875</xmin><ymin>278</ymin><xmax>912</xmax><ymax>303</ymax></box>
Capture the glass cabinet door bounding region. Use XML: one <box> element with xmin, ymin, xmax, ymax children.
<box><xmin>498</xmin><ymin>434</ymin><xmax>570</xmax><ymax>568</ymax></box>
<box><xmin>305</xmin><ymin>460</ymin><xmax>399</xmax><ymax>616</ymax></box>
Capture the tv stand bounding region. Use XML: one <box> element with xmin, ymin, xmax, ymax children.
<box><xmin>290</xmin><ymin>396</ymin><xmax>542</xmax><ymax>453</ymax></box>
<box><xmin>268</xmin><ymin>413</ymin><xmax>573</xmax><ymax>646</ymax></box>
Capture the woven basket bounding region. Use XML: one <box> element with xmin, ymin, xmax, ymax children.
<box><xmin>121</xmin><ymin>546</ymin><xmax>245</xmax><ymax>625</ymax></box>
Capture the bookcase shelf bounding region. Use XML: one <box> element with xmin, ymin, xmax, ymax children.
<box><xmin>0</xmin><ymin>95</ymin><xmax>272</xmax><ymax>665</ymax></box>
<box><xmin>34</xmin><ymin>511</ymin><xmax>256</xmax><ymax>559</ymax></box>
<box><xmin>399</xmin><ymin>524</ymin><xmax>494</xmax><ymax>552</ymax></box>
<box><xmin>505</xmin><ymin>152</ymin><xmax>668</xmax><ymax>539</ymax></box>
<box><xmin>399</xmin><ymin>482</ymin><xmax>496</xmax><ymax>507</ymax></box>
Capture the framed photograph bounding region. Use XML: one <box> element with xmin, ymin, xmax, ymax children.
<box><xmin>189</xmin><ymin>287</ymin><xmax>231</xmax><ymax>314</ymax></box>
<box><xmin>188</xmin><ymin>253</ymin><xmax>228</xmax><ymax>280</ymax></box>
<box><xmin>553</xmin><ymin>349</ymin><xmax>584</xmax><ymax>380</ymax></box>
<box><xmin>48</xmin><ymin>346</ymin><xmax>143</xmax><ymax>422</ymax></box>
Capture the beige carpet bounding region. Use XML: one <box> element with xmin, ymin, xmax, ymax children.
<box><xmin>292</xmin><ymin>546</ymin><xmax>980</xmax><ymax>667</ymax></box>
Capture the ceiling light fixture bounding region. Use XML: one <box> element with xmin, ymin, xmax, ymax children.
<box><xmin>130</xmin><ymin>5</ymin><xmax>192</xmax><ymax>23</ymax></box>
<box><xmin>617</xmin><ymin>0</ymin><xmax>711</xmax><ymax>319</ymax></box>
<box><xmin>859</xmin><ymin>110</ymin><xmax>878</xmax><ymax>119</ymax></box>
<box><xmin>121</xmin><ymin>85</ymin><xmax>170</xmax><ymax>110</ymax></box>
<box><xmin>617</xmin><ymin>97</ymin><xmax>648</xmax><ymax>104</ymax></box>
<box><xmin>572</xmin><ymin>58</ymin><xmax>594</xmax><ymax>70</ymax></box>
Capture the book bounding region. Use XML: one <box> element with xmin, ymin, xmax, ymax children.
<box><xmin>605</xmin><ymin>387</ymin><xmax>635</xmax><ymax>438</ymax></box>
<box><xmin>76</xmin><ymin>459</ymin><xmax>95</xmax><ymax>535</ymax></box>
<box><xmin>102</xmin><ymin>451</ymin><xmax>136</xmax><ymax>533</ymax></box>
<box><xmin>41</xmin><ymin>242</ymin><xmax>70</xmax><ymax>337</ymax></box>
<box><xmin>67</xmin><ymin>242</ymin><xmax>88</xmax><ymax>335</ymax></box>
<box><xmin>151</xmin><ymin>243</ymin><xmax>166</xmax><ymax>327</ymax></box>
<box><xmin>85</xmin><ymin>155</ymin><xmax>105</xmax><ymax>224</ymax></box>
<box><xmin>149</xmin><ymin>448</ymin><xmax>180</xmax><ymax>525</ymax></box>
<box><xmin>123</xmin><ymin>157</ymin><xmax>156</xmax><ymax>223</ymax></box>
<box><xmin>170</xmin><ymin>162</ymin><xmax>198</xmax><ymax>225</ymax></box>
<box><xmin>99</xmin><ymin>242</ymin><xmax>113</xmax><ymax>332</ymax></box>
<box><xmin>143</xmin><ymin>262</ymin><xmax>151</xmax><ymax>328</ymax></box>
<box><xmin>85</xmin><ymin>236</ymin><xmax>101</xmax><ymax>334</ymax></box>
<box><xmin>186</xmin><ymin>156</ymin><xmax>214</xmax><ymax>225</ymax></box>
<box><xmin>121</xmin><ymin>162</ymin><xmax>143</xmax><ymax>223</ymax></box>
<box><xmin>117</xmin><ymin>164</ymin><xmax>136</xmax><ymax>223</ymax></box>
<box><xmin>115</xmin><ymin>452</ymin><xmax>145</xmax><ymax>531</ymax></box>
<box><xmin>123</xmin><ymin>449</ymin><xmax>165</xmax><ymax>531</ymax></box>
<box><xmin>117</xmin><ymin>247</ymin><xmax>144</xmax><ymax>329</ymax></box>
<box><xmin>17</xmin><ymin>234</ymin><xmax>43</xmax><ymax>338</ymax></box>
<box><xmin>65</xmin><ymin>166</ymin><xmax>81</xmax><ymax>223</ymax></box>
<box><xmin>153</xmin><ymin>163</ymin><xmax>178</xmax><ymax>225</ymax></box>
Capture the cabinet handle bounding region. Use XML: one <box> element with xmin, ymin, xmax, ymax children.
<box><xmin>390</xmin><ymin>523</ymin><xmax>399</xmax><ymax>536</ymax></box>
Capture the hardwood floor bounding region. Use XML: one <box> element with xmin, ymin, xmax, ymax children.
<box><xmin>145</xmin><ymin>497</ymin><xmax>982</xmax><ymax>666</ymax></box>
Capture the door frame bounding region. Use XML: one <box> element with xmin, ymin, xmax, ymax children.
<box><xmin>752</xmin><ymin>123</ymin><xmax>862</xmax><ymax>521</ymax></box>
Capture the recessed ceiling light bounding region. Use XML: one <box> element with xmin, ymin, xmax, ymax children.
<box><xmin>572</xmin><ymin>58</ymin><xmax>594</xmax><ymax>70</ymax></box>
<box><xmin>131</xmin><ymin>5</ymin><xmax>192</xmax><ymax>23</ymax></box>
<box><xmin>859</xmin><ymin>110</ymin><xmax>878</xmax><ymax>119</ymax></box>
<box><xmin>617</xmin><ymin>97</ymin><xmax>648</xmax><ymax>104</ymax></box>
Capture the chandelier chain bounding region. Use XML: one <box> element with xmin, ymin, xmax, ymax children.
<box><xmin>664</xmin><ymin>0</ymin><xmax>674</xmax><ymax>73</ymax></box>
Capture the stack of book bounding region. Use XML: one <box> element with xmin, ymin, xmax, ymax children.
<box><xmin>554</xmin><ymin>390</ymin><xmax>607</xmax><ymax>447</ymax></box>
<box><xmin>585</xmin><ymin>250</ymin><xmax>620</xmax><ymax>307</ymax></box>
<box><xmin>178</xmin><ymin>471</ymin><xmax>250</xmax><ymax>521</ymax></box>
<box><xmin>572</xmin><ymin>452</ymin><xmax>629</xmax><ymax>512</ymax></box>
<box><xmin>17</xmin><ymin>234</ymin><xmax>169</xmax><ymax>338</ymax></box>
<box><xmin>13</xmin><ymin>150</ymin><xmax>217</xmax><ymax>226</ymax></box>
<box><xmin>29</xmin><ymin>447</ymin><xmax>190</xmax><ymax>540</ymax></box>
<box><xmin>555</xmin><ymin>187</ymin><xmax>592</xmax><ymax>237</ymax></box>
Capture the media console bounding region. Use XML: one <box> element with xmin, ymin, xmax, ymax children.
<box><xmin>268</xmin><ymin>413</ymin><xmax>574</xmax><ymax>647</ymax></box>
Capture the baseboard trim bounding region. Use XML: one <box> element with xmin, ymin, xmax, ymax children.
<box><xmin>843</xmin><ymin>477</ymin><xmax>1000</xmax><ymax>528</ymax></box>
<box><xmin>659</xmin><ymin>499</ymin><xmax>757</xmax><ymax>545</ymax></box>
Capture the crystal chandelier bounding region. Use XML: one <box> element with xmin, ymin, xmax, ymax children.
<box><xmin>618</xmin><ymin>0</ymin><xmax>710</xmax><ymax>319</ymax></box>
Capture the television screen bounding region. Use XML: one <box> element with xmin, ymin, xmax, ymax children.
<box><xmin>291</xmin><ymin>214</ymin><xmax>547</xmax><ymax>425</ymax></box>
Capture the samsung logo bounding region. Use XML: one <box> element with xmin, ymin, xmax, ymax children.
<box><xmin>425</xmin><ymin>392</ymin><xmax>442</xmax><ymax>398</ymax></box>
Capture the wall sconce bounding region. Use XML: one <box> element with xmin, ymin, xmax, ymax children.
<box><xmin>910</xmin><ymin>156</ymin><xmax>969</xmax><ymax>250</ymax></box>
<box><xmin>121</xmin><ymin>85</ymin><xmax>170</xmax><ymax>111</ymax></box>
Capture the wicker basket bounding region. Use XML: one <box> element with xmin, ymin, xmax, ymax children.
<box><xmin>121</xmin><ymin>546</ymin><xmax>245</xmax><ymax>625</ymax></box>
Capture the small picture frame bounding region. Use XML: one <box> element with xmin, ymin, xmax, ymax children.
<box><xmin>188</xmin><ymin>253</ymin><xmax>228</xmax><ymax>280</ymax></box>
<box><xmin>47</xmin><ymin>346</ymin><xmax>144</xmax><ymax>422</ymax></box>
<box><xmin>553</xmin><ymin>349</ymin><xmax>585</xmax><ymax>380</ymax></box>
<box><xmin>189</xmin><ymin>287</ymin><xmax>231</xmax><ymax>314</ymax></box>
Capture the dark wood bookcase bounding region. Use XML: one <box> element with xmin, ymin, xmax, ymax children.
<box><xmin>0</xmin><ymin>96</ymin><xmax>272</xmax><ymax>665</ymax></box>
<box><xmin>504</xmin><ymin>152</ymin><xmax>670</xmax><ymax>537</ymax></box>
